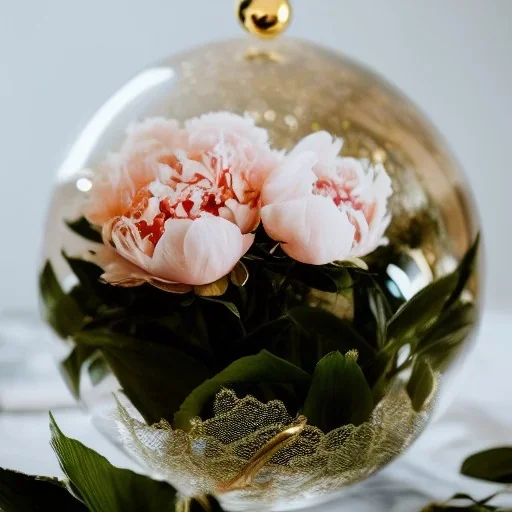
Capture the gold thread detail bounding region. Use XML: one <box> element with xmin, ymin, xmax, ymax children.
<box><xmin>216</xmin><ymin>415</ymin><xmax>307</xmax><ymax>493</ymax></box>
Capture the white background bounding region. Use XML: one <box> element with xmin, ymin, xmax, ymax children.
<box><xmin>0</xmin><ymin>0</ymin><xmax>511</xmax><ymax>314</ymax></box>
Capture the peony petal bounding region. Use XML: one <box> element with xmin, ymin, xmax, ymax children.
<box><xmin>261</xmin><ymin>196</ymin><xmax>355</xmax><ymax>265</ymax></box>
<box><xmin>186</xmin><ymin>111</ymin><xmax>269</xmax><ymax>150</ymax></box>
<box><xmin>261</xmin><ymin>152</ymin><xmax>318</xmax><ymax>205</ymax></box>
<box><xmin>151</xmin><ymin>216</ymin><xmax>253</xmax><ymax>285</ymax></box>
<box><xmin>88</xmin><ymin>245</ymin><xmax>151</xmax><ymax>285</ymax></box>
<box><xmin>84</xmin><ymin>142</ymin><xmax>166</xmax><ymax>228</ymax></box>
<box><xmin>106</xmin><ymin>217</ymin><xmax>154</xmax><ymax>270</ymax></box>
<box><xmin>186</xmin><ymin>111</ymin><xmax>280</xmax><ymax>197</ymax></box>
<box><xmin>336</xmin><ymin>157</ymin><xmax>369</xmax><ymax>192</ymax></box>
<box><xmin>288</xmin><ymin>131</ymin><xmax>343</xmax><ymax>177</ymax></box>
<box><xmin>241</xmin><ymin>232</ymin><xmax>255</xmax><ymax>255</ymax></box>
<box><xmin>246</xmin><ymin>149</ymin><xmax>283</xmax><ymax>193</ymax></box>
<box><xmin>181</xmin><ymin>158</ymin><xmax>212</xmax><ymax>184</ymax></box>
<box><xmin>83</xmin><ymin>154</ymin><xmax>134</xmax><ymax>226</ymax></box>
<box><xmin>121</xmin><ymin>117</ymin><xmax>188</xmax><ymax>154</ymax></box>
<box><xmin>87</xmin><ymin>245</ymin><xmax>192</xmax><ymax>293</ymax></box>
<box><xmin>350</xmin><ymin>162</ymin><xmax>393</xmax><ymax>257</ymax></box>
<box><xmin>224</xmin><ymin>198</ymin><xmax>260</xmax><ymax>234</ymax></box>
<box><xmin>146</xmin><ymin>218</ymin><xmax>192</xmax><ymax>282</ymax></box>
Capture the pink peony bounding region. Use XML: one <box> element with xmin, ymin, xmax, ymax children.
<box><xmin>84</xmin><ymin>112</ymin><xmax>280</xmax><ymax>291</ymax></box>
<box><xmin>261</xmin><ymin>132</ymin><xmax>392</xmax><ymax>265</ymax></box>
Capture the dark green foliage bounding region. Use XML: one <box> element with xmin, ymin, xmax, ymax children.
<box><xmin>303</xmin><ymin>351</ymin><xmax>373</xmax><ymax>432</ymax></box>
<box><xmin>0</xmin><ymin>468</ymin><xmax>86</xmax><ymax>512</ymax></box>
<box><xmin>61</xmin><ymin>345</ymin><xmax>97</xmax><ymax>398</ymax></box>
<box><xmin>0</xmin><ymin>416</ymin><xmax>226</xmax><ymax>512</ymax></box>
<box><xmin>461</xmin><ymin>447</ymin><xmax>512</xmax><ymax>484</ymax></box>
<box><xmin>66</xmin><ymin>217</ymin><xmax>103</xmax><ymax>244</ymax></box>
<box><xmin>406</xmin><ymin>359</ymin><xmax>435</xmax><ymax>412</ymax></box>
<box><xmin>39</xmin><ymin>215</ymin><xmax>479</xmax><ymax>433</ymax></box>
<box><xmin>174</xmin><ymin>350</ymin><xmax>310</xmax><ymax>431</ymax></box>
<box><xmin>39</xmin><ymin>261</ymin><xmax>84</xmax><ymax>338</ymax></box>
<box><xmin>50</xmin><ymin>413</ymin><xmax>179</xmax><ymax>512</ymax></box>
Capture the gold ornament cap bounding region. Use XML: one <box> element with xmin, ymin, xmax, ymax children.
<box><xmin>236</xmin><ymin>0</ymin><xmax>292</xmax><ymax>39</ymax></box>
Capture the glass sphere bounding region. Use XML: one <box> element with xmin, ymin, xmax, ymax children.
<box><xmin>40</xmin><ymin>38</ymin><xmax>481</xmax><ymax>511</ymax></box>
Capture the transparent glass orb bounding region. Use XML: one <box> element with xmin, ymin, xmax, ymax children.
<box><xmin>41</xmin><ymin>38</ymin><xmax>481</xmax><ymax>510</ymax></box>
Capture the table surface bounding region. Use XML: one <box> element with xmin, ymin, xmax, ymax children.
<box><xmin>1</xmin><ymin>309</ymin><xmax>511</xmax><ymax>511</ymax></box>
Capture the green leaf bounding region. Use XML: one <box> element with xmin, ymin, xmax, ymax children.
<box><xmin>49</xmin><ymin>413</ymin><xmax>178</xmax><ymax>512</ymax></box>
<box><xmin>303</xmin><ymin>351</ymin><xmax>373</xmax><ymax>432</ymax></box>
<box><xmin>88</xmin><ymin>353</ymin><xmax>110</xmax><ymax>386</ymax></box>
<box><xmin>66</xmin><ymin>216</ymin><xmax>103</xmax><ymax>244</ymax></box>
<box><xmin>423</xmin><ymin>505</ymin><xmax>498</xmax><ymax>511</ymax></box>
<box><xmin>416</xmin><ymin>303</ymin><xmax>476</xmax><ymax>370</ymax></box>
<box><xmin>0</xmin><ymin>468</ymin><xmax>86</xmax><ymax>512</ymax></box>
<box><xmin>385</xmin><ymin>272</ymin><xmax>459</xmax><ymax>350</ymax></box>
<box><xmin>290</xmin><ymin>264</ymin><xmax>349</xmax><ymax>293</ymax></box>
<box><xmin>104</xmin><ymin>345</ymin><xmax>209</xmax><ymax>425</ymax></box>
<box><xmin>445</xmin><ymin>234</ymin><xmax>480</xmax><ymax>310</ymax></box>
<box><xmin>239</xmin><ymin>317</ymin><xmax>304</xmax><ymax>367</ymax></box>
<box><xmin>189</xmin><ymin>495</ymin><xmax>225</xmax><ymax>512</ymax></box>
<box><xmin>73</xmin><ymin>328</ymin><xmax>140</xmax><ymax>349</ymax></box>
<box><xmin>450</xmin><ymin>492</ymin><xmax>503</xmax><ymax>507</ymax></box>
<box><xmin>62</xmin><ymin>252</ymin><xmax>102</xmax><ymax>286</ymax></box>
<box><xmin>62</xmin><ymin>252</ymin><xmax>126</xmax><ymax>315</ymax></box>
<box><xmin>422</xmin><ymin>490</ymin><xmax>504</xmax><ymax>511</ymax></box>
<box><xmin>406</xmin><ymin>358</ymin><xmax>435</xmax><ymax>412</ymax></box>
<box><xmin>174</xmin><ymin>350</ymin><xmax>311</xmax><ymax>431</ymax></box>
<box><xmin>262</xmin><ymin>261</ymin><xmax>352</xmax><ymax>294</ymax></box>
<box><xmin>450</xmin><ymin>493</ymin><xmax>483</xmax><ymax>503</ymax></box>
<box><xmin>73</xmin><ymin>329</ymin><xmax>211</xmax><ymax>425</ymax></box>
<box><xmin>39</xmin><ymin>261</ymin><xmax>85</xmax><ymax>338</ymax></box>
<box><xmin>61</xmin><ymin>346</ymin><xmax>97</xmax><ymax>398</ymax></box>
<box><xmin>200</xmin><ymin>297</ymin><xmax>241</xmax><ymax>319</ymax></box>
<box><xmin>62</xmin><ymin>252</ymin><xmax>104</xmax><ymax>303</ymax></box>
<box><xmin>385</xmin><ymin>235</ymin><xmax>479</xmax><ymax>356</ymax></box>
<box><xmin>461</xmin><ymin>447</ymin><xmax>512</xmax><ymax>484</ymax></box>
<box><xmin>244</xmin><ymin>317</ymin><xmax>292</xmax><ymax>344</ymax></box>
<box><xmin>367</xmin><ymin>283</ymin><xmax>393</xmax><ymax>349</ymax></box>
<box><xmin>287</xmin><ymin>306</ymin><xmax>375</xmax><ymax>361</ymax></box>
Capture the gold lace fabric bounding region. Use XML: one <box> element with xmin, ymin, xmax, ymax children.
<box><xmin>115</xmin><ymin>381</ymin><xmax>435</xmax><ymax>511</ymax></box>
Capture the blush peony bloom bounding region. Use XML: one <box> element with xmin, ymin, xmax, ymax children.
<box><xmin>83</xmin><ymin>112</ymin><xmax>279</xmax><ymax>291</ymax></box>
<box><xmin>261</xmin><ymin>132</ymin><xmax>392</xmax><ymax>265</ymax></box>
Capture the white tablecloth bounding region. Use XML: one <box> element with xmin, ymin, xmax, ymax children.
<box><xmin>0</xmin><ymin>310</ymin><xmax>511</xmax><ymax>511</ymax></box>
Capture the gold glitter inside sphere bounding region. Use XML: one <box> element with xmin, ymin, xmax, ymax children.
<box><xmin>236</xmin><ymin>0</ymin><xmax>292</xmax><ymax>39</ymax></box>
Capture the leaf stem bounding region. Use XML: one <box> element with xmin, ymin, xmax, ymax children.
<box><xmin>386</xmin><ymin>357</ymin><xmax>413</xmax><ymax>380</ymax></box>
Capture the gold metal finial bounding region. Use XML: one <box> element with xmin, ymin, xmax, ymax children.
<box><xmin>236</xmin><ymin>0</ymin><xmax>292</xmax><ymax>40</ymax></box>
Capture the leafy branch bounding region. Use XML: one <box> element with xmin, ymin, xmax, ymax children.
<box><xmin>424</xmin><ymin>445</ymin><xmax>512</xmax><ymax>511</ymax></box>
<box><xmin>39</xmin><ymin>215</ymin><xmax>480</xmax><ymax>433</ymax></box>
